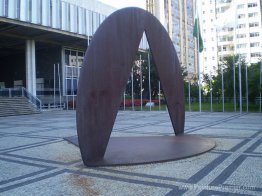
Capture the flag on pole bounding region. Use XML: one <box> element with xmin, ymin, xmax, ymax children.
<box><xmin>193</xmin><ymin>15</ymin><xmax>204</xmax><ymax>53</ymax></box>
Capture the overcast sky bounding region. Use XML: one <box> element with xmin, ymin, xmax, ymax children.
<box><xmin>99</xmin><ymin>0</ymin><xmax>146</xmax><ymax>9</ymax></box>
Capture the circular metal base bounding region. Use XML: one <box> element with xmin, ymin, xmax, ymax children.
<box><xmin>65</xmin><ymin>135</ymin><xmax>215</xmax><ymax>167</ymax></box>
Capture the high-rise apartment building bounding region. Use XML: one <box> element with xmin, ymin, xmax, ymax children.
<box><xmin>146</xmin><ymin>0</ymin><xmax>197</xmax><ymax>77</ymax></box>
<box><xmin>146</xmin><ymin>0</ymin><xmax>166</xmax><ymax>25</ymax></box>
<box><xmin>200</xmin><ymin>0</ymin><xmax>262</xmax><ymax>75</ymax></box>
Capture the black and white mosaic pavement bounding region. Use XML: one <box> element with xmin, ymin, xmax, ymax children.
<box><xmin>0</xmin><ymin>111</ymin><xmax>261</xmax><ymax>195</ymax></box>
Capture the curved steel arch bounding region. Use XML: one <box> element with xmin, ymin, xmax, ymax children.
<box><xmin>77</xmin><ymin>8</ymin><xmax>185</xmax><ymax>163</ymax></box>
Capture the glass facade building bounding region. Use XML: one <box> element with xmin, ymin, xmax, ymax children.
<box><xmin>0</xmin><ymin>0</ymin><xmax>148</xmax><ymax>104</ymax></box>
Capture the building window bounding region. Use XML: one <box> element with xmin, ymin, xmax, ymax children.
<box><xmin>239</xmin><ymin>53</ymin><xmax>247</xmax><ymax>58</ymax></box>
<box><xmin>248</xmin><ymin>12</ymin><xmax>258</xmax><ymax>17</ymax></box>
<box><xmin>219</xmin><ymin>36</ymin><xmax>226</xmax><ymax>42</ymax></box>
<box><xmin>220</xmin><ymin>6</ymin><xmax>226</xmax><ymax>13</ymax></box>
<box><xmin>212</xmin><ymin>56</ymin><xmax>215</xmax><ymax>60</ymax></box>
<box><xmin>250</xmin><ymin>42</ymin><xmax>260</xmax><ymax>47</ymax></box>
<box><xmin>227</xmin><ymin>36</ymin><xmax>233</xmax><ymax>41</ymax></box>
<box><xmin>237</xmin><ymin>43</ymin><xmax>247</xmax><ymax>48</ymax></box>
<box><xmin>250</xmin><ymin>32</ymin><xmax>260</xmax><ymax>37</ymax></box>
<box><xmin>237</xmin><ymin>4</ymin><xmax>244</xmax><ymax>9</ymax></box>
<box><xmin>248</xmin><ymin>3</ymin><xmax>257</xmax><ymax>8</ymax></box>
<box><xmin>238</xmin><ymin>14</ymin><xmax>245</xmax><ymax>19</ymax></box>
<box><xmin>237</xmin><ymin>34</ymin><xmax>246</xmax><ymax>38</ymax></box>
<box><xmin>219</xmin><ymin>36</ymin><xmax>233</xmax><ymax>42</ymax></box>
<box><xmin>251</xmin><ymin>53</ymin><xmax>261</xmax><ymax>57</ymax></box>
<box><xmin>63</xmin><ymin>48</ymin><xmax>84</xmax><ymax>96</ymax></box>
<box><xmin>249</xmin><ymin>22</ymin><xmax>259</xmax><ymax>27</ymax></box>
<box><xmin>237</xmin><ymin>24</ymin><xmax>246</xmax><ymax>28</ymax></box>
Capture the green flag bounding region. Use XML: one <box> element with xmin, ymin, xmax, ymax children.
<box><xmin>193</xmin><ymin>16</ymin><xmax>204</xmax><ymax>53</ymax></box>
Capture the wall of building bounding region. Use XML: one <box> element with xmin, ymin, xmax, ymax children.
<box><xmin>0</xmin><ymin>0</ymin><xmax>108</xmax><ymax>37</ymax></box>
<box><xmin>200</xmin><ymin>0</ymin><xmax>217</xmax><ymax>75</ymax></box>
<box><xmin>63</xmin><ymin>0</ymin><xmax>115</xmax><ymax>16</ymax></box>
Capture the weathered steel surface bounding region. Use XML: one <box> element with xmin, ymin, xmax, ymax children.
<box><xmin>77</xmin><ymin>8</ymin><xmax>186</xmax><ymax>165</ymax></box>
<box><xmin>65</xmin><ymin>135</ymin><xmax>215</xmax><ymax>166</ymax></box>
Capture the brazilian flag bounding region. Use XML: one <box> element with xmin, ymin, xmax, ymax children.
<box><xmin>193</xmin><ymin>16</ymin><xmax>204</xmax><ymax>53</ymax></box>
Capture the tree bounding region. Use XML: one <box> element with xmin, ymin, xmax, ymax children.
<box><xmin>248</xmin><ymin>61</ymin><xmax>262</xmax><ymax>102</ymax></box>
<box><xmin>202</xmin><ymin>73</ymin><xmax>214</xmax><ymax>97</ymax></box>
<box><xmin>211</xmin><ymin>55</ymin><xmax>247</xmax><ymax>103</ymax></box>
<box><xmin>125</xmin><ymin>50</ymin><xmax>160</xmax><ymax>100</ymax></box>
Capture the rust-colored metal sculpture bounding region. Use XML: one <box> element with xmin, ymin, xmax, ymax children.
<box><xmin>76</xmin><ymin>8</ymin><xmax>215</xmax><ymax>166</ymax></box>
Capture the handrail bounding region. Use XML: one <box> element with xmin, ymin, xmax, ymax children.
<box><xmin>0</xmin><ymin>87</ymin><xmax>42</xmax><ymax>111</ymax></box>
<box><xmin>21</xmin><ymin>87</ymin><xmax>42</xmax><ymax>111</ymax></box>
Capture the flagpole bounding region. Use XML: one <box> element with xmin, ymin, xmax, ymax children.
<box><xmin>233</xmin><ymin>0</ymin><xmax>242</xmax><ymax>114</ymax></box>
<box><xmin>245</xmin><ymin>63</ymin><xmax>248</xmax><ymax>112</ymax></box>
<box><xmin>65</xmin><ymin>65</ymin><xmax>68</xmax><ymax>110</ymax></box>
<box><xmin>197</xmin><ymin>18</ymin><xmax>202</xmax><ymax>112</ymax></box>
<box><xmin>124</xmin><ymin>90</ymin><xmax>126</xmax><ymax>111</ymax></box>
<box><xmin>238</xmin><ymin>59</ymin><xmax>242</xmax><ymax>113</ymax></box>
<box><xmin>221</xmin><ymin>65</ymin><xmax>224</xmax><ymax>112</ymax></box>
<box><xmin>139</xmin><ymin>55</ymin><xmax>143</xmax><ymax>111</ymax></box>
<box><xmin>71</xmin><ymin>63</ymin><xmax>74</xmax><ymax>110</ymax></box>
<box><xmin>188</xmin><ymin>79</ymin><xmax>191</xmax><ymax>111</ymax></box>
<box><xmin>259</xmin><ymin>60</ymin><xmax>262</xmax><ymax>113</ymax></box>
<box><xmin>210</xmin><ymin>73</ymin><xmax>213</xmax><ymax>112</ymax></box>
<box><xmin>233</xmin><ymin>57</ymin><xmax>236</xmax><ymax>112</ymax></box>
<box><xmin>148</xmin><ymin>52</ymin><xmax>152</xmax><ymax>111</ymax></box>
<box><xmin>158</xmin><ymin>81</ymin><xmax>161</xmax><ymax>111</ymax></box>
<box><xmin>131</xmin><ymin>67</ymin><xmax>134</xmax><ymax>111</ymax></box>
<box><xmin>58</xmin><ymin>63</ymin><xmax>62</xmax><ymax>108</ymax></box>
<box><xmin>193</xmin><ymin>0</ymin><xmax>202</xmax><ymax>112</ymax></box>
<box><xmin>233</xmin><ymin>0</ymin><xmax>237</xmax><ymax>112</ymax></box>
<box><xmin>53</xmin><ymin>64</ymin><xmax>56</xmax><ymax>107</ymax></box>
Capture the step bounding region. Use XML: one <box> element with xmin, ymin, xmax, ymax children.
<box><xmin>0</xmin><ymin>97</ymin><xmax>41</xmax><ymax>117</ymax></box>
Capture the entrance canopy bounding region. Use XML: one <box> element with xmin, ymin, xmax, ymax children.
<box><xmin>0</xmin><ymin>18</ymin><xmax>88</xmax><ymax>58</ymax></box>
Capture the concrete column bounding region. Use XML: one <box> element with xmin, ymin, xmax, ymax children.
<box><xmin>26</xmin><ymin>40</ymin><xmax>36</xmax><ymax>96</ymax></box>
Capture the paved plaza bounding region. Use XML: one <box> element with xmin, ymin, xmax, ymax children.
<box><xmin>0</xmin><ymin>110</ymin><xmax>261</xmax><ymax>195</ymax></box>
